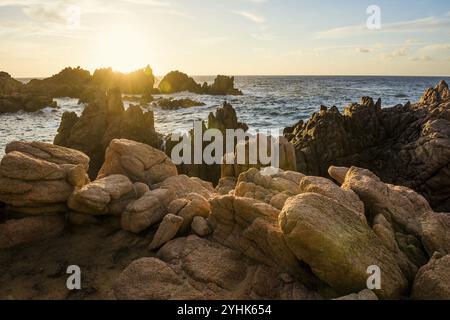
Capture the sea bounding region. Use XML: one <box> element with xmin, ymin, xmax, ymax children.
<box><xmin>1</xmin><ymin>76</ymin><xmax>449</xmax><ymax>155</ymax></box>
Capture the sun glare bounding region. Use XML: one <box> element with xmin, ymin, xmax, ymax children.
<box><xmin>90</xmin><ymin>25</ymin><xmax>156</xmax><ymax>73</ymax></box>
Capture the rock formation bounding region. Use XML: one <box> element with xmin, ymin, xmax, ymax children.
<box><xmin>0</xmin><ymin>135</ymin><xmax>449</xmax><ymax>300</ymax></box>
<box><xmin>285</xmin><ymin>80</ymin><xmax>450</xmax><ymax>212</ymax></box>
<box><xmin>0</xmin><ymin>141</ymin><xmax>89</xmax><ymax>215</ymax></box>
<box><xmin>54</xmin><ymin>90</ymin><xmax>161</xmax><ymax>178</ymax></box>
<box><xmin>0</xmin><ymin>72</ymin><xmax>57</xmax><ymax>113</ymax></box>
<box><xmin>155</xmin><ymin>98</ymin><xmax>205</xmax><ymax>110</ymax></box>
<box><xmin>25</xmin><ymin>66</ymin><xmax>156</xmax><ymax>99</ymax></box>
<box><xmin>158</xmin><ymin>71</ymin><xmax>243</xmax><ymax>95</ymax></box>
<box><xmin>97</xmin><ymin>139</ymin><xmax>177</xmax><ymax>185</ymax></box>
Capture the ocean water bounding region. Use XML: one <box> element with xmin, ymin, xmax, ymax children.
<box><xmin>1</xmin><ymin>76</ymin><xmax>449</xmax><ymax>155</ymax></box>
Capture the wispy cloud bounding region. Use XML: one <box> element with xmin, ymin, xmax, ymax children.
<box><xmin>355</xmin><ymin>48</ymin><xmax>374</xmax><ymax>53</ymax></box>
<box><xmin>123</xmin><ymin>0</ymin><xmax>171</xmax><ymax>6</ymax></box>
<box><xmin>384</xmin><ymin>48</ymin><xmax>409</xmax><ymax>59</ymax></box>
<box><xmin>234</xmin><ymin>11</ymin><xmax>265</xmax><ymax>24</ymax></box>
<box><xmin>316</xmin><ymin>15</ymin><xmax>450</xmax><ymax>39</ymax></box>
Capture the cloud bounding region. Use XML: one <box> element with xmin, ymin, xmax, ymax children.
<box><xmin>250</xmin><ymin>32</ymin><xmax>275</xmax><ymax>40</ymax></box>
<box><xmin>385</xmin><ymin>48</ymin><xmax>409</xmax><ymax>59</ymax></box>
<box><xmin>234</xmin><ymin>11</ymin><xmax>265</xmax><ymax>24</ymax></box>
<box><xmin>412</xmin><ymin>56</ymin><xmax>434</xmax><ymax>62</ymax></box>
<box><xmin>355</xmin><ymin>48</ymin><xmax>373</xmax><ymax>53</ymax></box>
<box><xmin>316</xmin><ymin>15</ymin><xmax>450</xmax><ymax>39</ymax></box>
<box><xmin>122</xmin><ymin>0</ymin><xmax>171</xmax><ymax>6</ymax></box>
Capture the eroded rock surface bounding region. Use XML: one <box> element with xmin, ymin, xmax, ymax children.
<box><xmin>0</xmin><ymin>141</ymin><xmax>89</xmax><ymax>214</ymax></box>
<box><xmin>114</xmin><ymin>236</ymin><xmax>319</xmax><ymax>300</ymax></box>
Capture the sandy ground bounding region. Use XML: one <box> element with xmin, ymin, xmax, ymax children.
<box><xmin>0</xmin><ymin>223</ymin><xmax>155</xmax><ymax>300</ymax></box>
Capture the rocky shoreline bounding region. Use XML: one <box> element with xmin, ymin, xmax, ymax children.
<box><xmin>0</xmin><ymin>81</ymin><xmax>449</xmax><ymax>300</ymax></box>
<box><xmin>0</xmin><ymin>67</ymin><xmax>243</xmax><ymax>114</ymax></box>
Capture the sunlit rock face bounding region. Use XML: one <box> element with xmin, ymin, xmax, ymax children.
<box><xmin>0</xmin><ymin>141</ymin><xmax>89</xmax><ymax>215</ymax></box>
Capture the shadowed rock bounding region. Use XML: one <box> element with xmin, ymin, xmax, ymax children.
<box><xmin>285</xmin><ymin>83</ymin><xmax>450</xmax><ymax>212</ymax></box>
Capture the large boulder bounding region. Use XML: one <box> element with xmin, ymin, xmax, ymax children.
<box><xmin>420</xmin><ymin>211</ymin><xmax>450</xmax><ymax>256</ymax></box>
<box><xmin>97</xmin><ymin>139</ymin><xmax>177</xmax><ymax>185</ymax></box>
<box><xmin>209</xmin><ymin>195</ymin><xmax>304</xmax><ymax>278</ymax></box>
<box><xmin>114</xmin><ymin>235</ymin><xmax>319</xmax><ymax>300</ymax></box>
<box><xmin>234</xmin><ymin>168</ymin><xmax>304</xmax><ymax>210</ymax></box>
<box><xmin>285</xmin><ymin>84</ymin><xmax>450</xmax><ymax>212</ymax></box>
<box><xmin>158</xmin><ymin>71</ymin><xmax>201</xmax><ymax>94</ymax></box>
<box><xmin>54</xmin><ymin>90</ymin><xmax>161</xmax><ymax>178</ymax></box>
<box><xmin>68</xmin><ymin>174</ymin><xmax>138</xmax><ymax>216</ymax></box>
<box><xmin>411</xmin><ymin>253</ymin><xmax>450</xmax><ymax>300</ymax></box>
<box><xmin>167</xmin><ymin>193</ymin><xmax>211</xmax><ymax>233</ymax></box>
<box><xmin>159</xmin><ymin>175</ymin><xmax>214</xmax><ymax>200</ymax></box>
<box><xmin>0</xmin><ymin>215</ymin><xmax>65</xmax><ymax>249</ymax></box>
<box><xmin>279</xmin><ymin>192</ymin><xmax>408</xmax><ymax>299</ymax></box>
<box><xmin>342</xmin><ymin>167</ymin><xmax>431</xmax><ymax>238</ymax></box>
<box><xmin>0</xmin><ymin>141</ymin><xmax>89</xmax><ymax>214</ymax></box>
<box><xmin>299</xmin><ymin>175</ymin><xmax>366</xmax><ymax>224</ymax></box>
<box><xmin>121</xmin><ymin>188</ymin><xmax>176</xmax><ymax>233</ymax></box>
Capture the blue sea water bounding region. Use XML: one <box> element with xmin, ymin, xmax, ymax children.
<box><xmin>1</xmin><ymin>76</ymin><xmax>449</xmax><ymax>155</ymax></box>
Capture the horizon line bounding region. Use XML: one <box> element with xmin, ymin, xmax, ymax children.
<box><xmin>14</xmin><ymin>74</ymin><xmax>450</xmax><ymax>79</ymax></box>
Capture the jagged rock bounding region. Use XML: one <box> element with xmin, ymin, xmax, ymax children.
<box><xmin>121</xmin><ymin>188</ymin><xmax>176</xmax><ymax>233</ymax></box>
<box><xmin>0</xmin><ymin>141</ymin><xmax>89</xmax><ymax>214</ymax></box>
<box><xmin>68</xmin><ymin>175</ymin><xmax>136</xmax><ymax>216</ymax></box>
<box><xmin>114</xmin><ymin>236</ymin><xmax>319</xmax><ymax>300</ymax></box>
<box><xmin>234</xmin><ymin>168</ymin><xmax>304</xmax><ymax>209</ymax></box>
<box><xmin>166</xmin><ymin>102</ymin><xmax>249</xmax><ymax>185</ymax></box>
<box><xmin>166</xmin><ymin>193</ymin><xmax>211</xmax><ymax>233</ymax></box>
<box><xmin>159</xmin><ymin>175</ymin><xmax>215</xmax><ymax>200</ymax></box>
<box><xmin>221</xmin><ymin>135</ymin><xmax>297</xmax><ymax>179</ymax></box>
<box><xmin>335</xmin><ymin>289</ymin><xmax>378</xmax><ymax>300</ymax></box>
<box><xmin>285</xmin><ymin>85</ymin><xmax>450</xmax><ymax>211</ymax></box>
<box><xmin>420</xmin><ymin>211</ymin><xmax>450</xmax><ymax>256</ymax></box>
<box><xmin>54</xmin><ymin>91</ymin><xmax>161</xmax><ymax>178</ymax></box>
<box><xmin>419</xmin><ymin>80</ymin><xmax>449</xmax><ymax>105</ymax></box>
<box><xmin>97</xmin><ymin>139</ymin><xmax>177</xmax><ymax>185</ymax></box>
<box><xmin>279</xmin><ymin>192</ymin><xmax>408</xmax><ymax>299</ymax></box>
<box><xmin>208</xmin><ymin>101</ymin><xmax>248</xmax><ymax>132</ymax></box>
<box><xmin>148</xmin><ymin>214</ymin><xmax>184</xmax><ymax>250</ymax></box>
<box><xmin>411</xmin><ymin>253</ymin><xmax>450</xmax><ymax>300</ymax></box>
<box><xmin>206</xmin><ymin>75</ymin><xmax>243</xmax><ymax>96</ymax></box>
<box><xmin>191</xmin><ymin>216</ymin><xmax>212</xmax><ymax>237</ymax></box>
<box><xmin>0</xmin><ymin>215</ymin><xmax>65</xmax><ymax>249</ymax></box>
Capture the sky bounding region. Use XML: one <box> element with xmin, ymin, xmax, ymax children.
<box><xmin>0</xmin><ymin>0</ymin><xmax>449</xmax><ymax>77</ymax></box>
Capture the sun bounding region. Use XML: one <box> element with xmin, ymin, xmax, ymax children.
<box><xmin>90</xmin><ymin>24</ymin><xmax>156</xmax><ymax>73</ymax></box>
